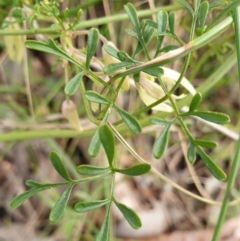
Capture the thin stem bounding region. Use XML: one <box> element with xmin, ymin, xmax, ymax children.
<box><xmin>169</xmin><ymin>9</ymin><xmax>198</xmax><ymax>95</ymax></box>
<box><xmin>73</xmin><ymin>172</ymin><xmax>111</xmax><ymax>184</ymax></box>
<box><xmin>211</xmin><ymin>139</ymin><xmax>240</xmax><ymax>241</ymax></box>
<box><xmin>211</xmin><ymin>5</ymin><xmax>240</xmax><ymax>241</ymax></box>
<box><xmin>23</xmin><ymin>23</ymin><xmax>35</xmax><ymax>119</ymax></box>
<box><xmin>109</xmin><ymin>122</ymin><xmax>225</xmax><ymax>206</ymax></box>
<box><xmin>79</xmin><ymin>80</ymin><xmax>100</xmax><ymax>125</ymax></box>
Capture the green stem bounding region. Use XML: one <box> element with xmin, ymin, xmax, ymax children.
<box><xmin>169</xmin><ymin>9</ymin><xmax>197</xmax><ymax>95</ymax></box>
<box><xmin>211</xmin><ymin>5</ymin><xmax>240</xmax><ymax>241</ymax></box>
<box><xmin>73</xmin><ymin>172</ymin><xmax>111</xmax><ymax>184</ymax></box>
<box><xmin>211</xmin><ymin>139</ymin><xmax>240</xmax><ymax>241</ymax></box>
<box><xmin>79</xmin><ymin>81</ymin><xmax>100</xmax><ymax>125</ymax></box>
<box><xmin>0</xmin><ymin>5</ymin><xmax>181</xmax><ymax>36</ymax></box>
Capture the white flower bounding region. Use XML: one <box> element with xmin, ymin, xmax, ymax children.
<box><xmin>136</xmin><ymin>67</ymin><xmax>196</xmax><ymax>112</ymax></box>
<box><xmin>61</xmin><ymin>99</ymin><xmax>82</xmax><ymax>131</ymax></box>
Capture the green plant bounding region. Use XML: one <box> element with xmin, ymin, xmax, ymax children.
<box><xmin>1</xmin><ymin>0</ymin><xmax>240</xmax><ymax>240</ymax></box>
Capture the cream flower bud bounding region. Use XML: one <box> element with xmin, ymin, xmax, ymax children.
<box><xmin>61</xmin><ymin>99</ymin><xmax>82</xmax><ymax>131</ymax></box>
<box><xmin>3</xmin><ymin>17</ymin><xmax>24</xmax><ymax>64</ymax></box>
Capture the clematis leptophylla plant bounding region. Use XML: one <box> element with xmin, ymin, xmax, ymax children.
<box><xmin>102</xmin><ymin>41</ymin><xmax>196</xmax><ymax>112</ymax></box>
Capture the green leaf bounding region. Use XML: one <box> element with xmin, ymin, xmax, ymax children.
<box><xmin>113</xmin><ymin>163</ymin><xmax>151</xmax><ymax>176</ymax></box>
<box><xmin>207</xmin><ymin>0</ymin><xmax>240</xmax><ymax>30</ymax></box>
<box><xmin>143</xmin><ymin>67</ymin><xmax>164</xmax><ymax>77</ymax></box>
<box><xmin>96</xmin><ymin>203</ymin><xmax>111</xmax><ymax>241</ymax></box>
<box><xmin>114</xmin><ymin>200</ymin><xmax>142</xmax><ymax>229</ymax></box>
<box><xmin>133</xmin><ymin>72</ymin><xmax>140</xmax><ymax>82</ymax></box>
<box><xmin>160</xmin><ymin>45</ymin><xmax>179</xmax><ymax>53</ymax></box>
<box><xmin>191</xmin><ymin>111</ymin><xmax>230</xmax><ymax>124</ymax></box>
<box><xmin>49</xmin><ymin>184</ymin><xmax>74</xmax><ymax>223</ymax></box>
<box><xmin>197</xmin><ymin>147</ymin><xmax>226</xmax><ymax>180</ymax></box>
<box><xmin>124</xmin><ymin>3</ymin><xmax>140</xmax><ymax>33</ymax></box>
<box><xmin>26</xmin><ymin>180</ymin><xmax>45</xmax><ymax>188</ymax></box>
<box><xmin>103</xmin><ymin>44</ymin><xmax>119</xmax><ymax>59</ymax></box>
<box><xmin>99</xmin><ymin>124</ymin><xmax>115</xmax><ymax>167</ymax></box>
<box><xmin>117</xmin><ymin>51</ymin><xmax>139</xmax><ymax>63</ymax></box>
<box><xmin>209</xmin><ymin>1</ymin><xmax>224</xmax><ymax>9</ymax></box>
<box><xmin>85</xmin><ymin>91</ymin><xmax>110</xmax><ymax>105</ymax></box>
<box><xmin>188</xmin><ymin>142</ymin><xmax>196</xmax><ymax>164</ymax></box>
<box><xmin>169</xmin><ymin>11</ymin><xmax>176</xmax><ymax>33</ymax></box>
<box><xmin>64</xmin><ymin>71</ymin><xmax>85</xmax><ymax>96</ymax></box>
<box><xmin>132</xmin><ymin>23</ymin><xmax>155</xmax><ymax>57</ymax></box>
<box><xmin>10</xmin><ymin>186</ymin><xmax>51</xmax><ymax>209</ymax></box>
<box><xmin>153</xmin><ymin>124</ymin><xmax>171</xmax><ymax>159</ymax></box>
<box><xmin>74</xmin><ymin>199</ymin><xmax>111</xmax><ymax>213</ymax></box>
<box><xmin>86</xmin><ymin>28</ymin><xmax>99</xmax><ymax>69</ymax></box>
<box><xmin>103</xmin><ymin>62</ymin><xmax>139</xmax><ymax>74</ymax></box>
<box><xmin>195</xmin><ymin>139</ymin><xmax>217</xmax><ymax>149</ymax></box>
<box><xmin>72</xmin><ymin>8</ymin><xmax>83</xmax><ymax>28</ymax></box>
<box><xmin>25</xmin><ymin>180</ymin><xmax>68</xmax><ymax>189</ymax></box>
<box><xmin>198</xmin><ymin>1</ymin><xmax>209</xmax><ymax>29</ymax></box>
<box><xmin>25</xmin><ymin>39</ymin><xmax>83</xmax><ymax>68</ymax></box>
<box><xmin>125</xmin><ymin>28</ymin><xmax>139</xmax><ymax>38</ymax></box>
<box><xmin>49</xmin><ymin>151</ymin><xmax>71</xmax><ymax>181</ymax></box>
<box><xmin>177</xmin><ymin>0</ymin><xmax>194</xmax><ymax>15</ymax></box>
<box><xmin>155</xmin><ymin>11</ymin><xmax>168</xmax><ymax>56</ymax></box>
<box><xmin>150</xmin><ymin>117</ymin><xmax>171</xmax><ymax>125</ymax></box>
<box><xmin>114</xmin><ymin>105</ymin><xmax>142</xmax><ymax>134</ymax></box>
<box><xmin>189</xmin><ymin>92</ymin><xmax>202</xmax><ymax>112</ymax></box>
<box><xmin>194</xmin><ymin>0</ymin><xmax>201</xmax><ymax>12</ymax></box>
<box><xmin>157</xmin><ymin>11</ymin><xmax>168</xmax><ymax>33</ymax></box>
<box><xmin>143</xmin><ymin>23</ymin><xmax>155</xmax><ymax>43</ymax></box>
<box><xmin>88</xmin><ymin>129</ymin><xmax>101</xmax><ymax>157</ymax></box>
<box><xmin>77</xmin><ymin>165</ymin><xmax>110</xmax><ymax>175</ymax></box>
